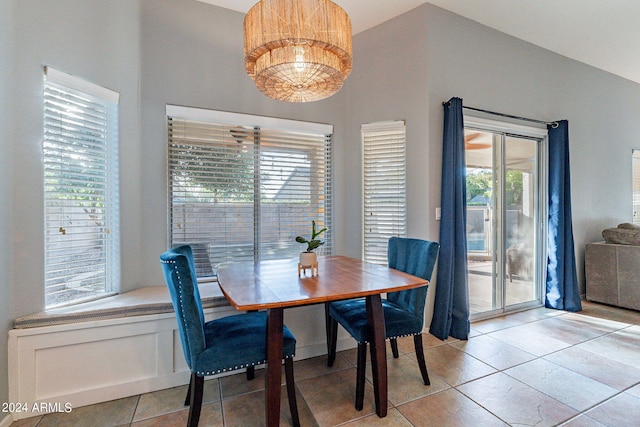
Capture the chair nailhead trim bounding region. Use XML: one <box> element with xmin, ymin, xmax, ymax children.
<box><xmin>363</xmin><ymin>332</ymin><xmax>418</xmax><ymax>344</ymax></box>
<box><xmin>161</xmin><ymin>259</ymin><xmax>194</xmax><ymax>368</ymax></box>
<box><xmin>196</xmin><ymin>353</ymin><xmax>296</xmax><ymax>376</ymax></box>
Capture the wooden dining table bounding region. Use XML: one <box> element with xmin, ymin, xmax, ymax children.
<box><xmin>217</xmin><ymin>255</ymin><xmax>428</xmax><ymax>427</ymax></box>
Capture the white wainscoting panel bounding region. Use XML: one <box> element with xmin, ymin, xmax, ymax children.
<box><xmin>8</xmin><ymin>306</ymin><xmax>234</xmax><ymax>421</ymax></box>
<box><xmin>7</xmin><ymin>302</ymin><xmax>352</xmax><ymax>422</ymax></box>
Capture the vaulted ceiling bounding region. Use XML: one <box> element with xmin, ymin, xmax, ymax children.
<box><xmin>198</xmin><ymin>0</ymin><xmax>640</xmax><ymax>85</ymax></box>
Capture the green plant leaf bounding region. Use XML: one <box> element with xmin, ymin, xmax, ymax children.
<box><xmin>296</xmin><ymin>220</ymin><xmax>327</xmax><ymax>252</ymax></box>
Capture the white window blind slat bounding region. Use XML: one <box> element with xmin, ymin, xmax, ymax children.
<box><xmin>362</xmin><ymin>120</ymin><xmax>407</xmax><ymax>264</ymax></box>
<box><xmin>43</xmin><ymin>68</ymin><xmax>120</xmax><ymax>308</ymax></box>
<box><xmin>168</xmin><ymin>109</ymin><xmax>333</xmax><ymax>278</ymax></box>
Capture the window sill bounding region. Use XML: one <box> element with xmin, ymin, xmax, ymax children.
<box><xmin>13</xmin><ymin>282</ymin><xmax>228</xmax><ymax>329</ymax></box>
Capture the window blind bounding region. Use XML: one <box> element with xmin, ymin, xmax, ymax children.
<box><xmin>43</xmin><ymin>67</ymin><xmax>120</xmax><ymax>307</ymax></box>
<box><xmin>167</xmin><ymin>109</ymin><xmax>332</xmax><ymax>277</ymax></box>
<box><xmin>362</xmin><ymin>121</ymin><xmax>407</xmax><ymax>264</ymax></box>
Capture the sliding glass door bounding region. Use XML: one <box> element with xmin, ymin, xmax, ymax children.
<box><xmin>465</xmin><ymin>118</ymin><xmax>547</xmax><ymax>318</ymax></box>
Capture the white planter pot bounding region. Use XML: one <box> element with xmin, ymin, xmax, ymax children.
<box><xmin>299</xmin><ymin>252</ymin><xmax>317</xmax><ymax>267</ymax></box>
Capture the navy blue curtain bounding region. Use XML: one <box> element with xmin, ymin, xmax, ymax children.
<box><xmin>430</xmin><ymin>97</ymin><xmax>470</xmax><ymax>340</ymax></box>
<box><xmin>546</xmin><ymin>120</ymin><xmax>582</xmax><ymax>311</ymax></box>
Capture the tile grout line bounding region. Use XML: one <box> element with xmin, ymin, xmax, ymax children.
<box><xmin>129</xmin><ymin>394</ymin><xmax>141</xmax><ymax>426</ymax></box>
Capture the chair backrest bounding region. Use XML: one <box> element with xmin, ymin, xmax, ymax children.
<box><xmin>171</xmin><ymin>242</ymin><xmax>215</xmax><ymax>278</ymax></box>
<box><xmin>386</xmin><ymin>237</ymin><xmax>440</xmax><ymax>320</ymax></box>
<box><xmin>160</xmin><ymin>245</ymin><xmax>206</xmax><ymax>370</ymax></box>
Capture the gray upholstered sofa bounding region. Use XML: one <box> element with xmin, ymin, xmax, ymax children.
<box><xmin>585</xmin><ymin>223</ymin><xmax>640</xmax><ymax>311</ymax></box>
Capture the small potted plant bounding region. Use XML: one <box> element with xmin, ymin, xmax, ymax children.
<box><xmin>296</xmin><ymin>220</ymin><xmax>327</xmax><ymax>267</ymax></box>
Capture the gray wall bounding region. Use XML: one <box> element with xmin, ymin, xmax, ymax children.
<box><xmin>2</xmin><ymin>0</ymin><xmax>142</xmax><ymax>406</ymax></box>
<box><xmin>3</xmin><ymin>0</ymin><xmax>640</xmax><ymax>409</ymax></box>
<box><xmin>344</xmin><ymin>5</ymin><xmax>434</xmax><ymax>256</ymax></box>
<box><xmin>345</xmin><ymin>4</ymin><xmax>640</xmax><ymax>322</ymax></box>
<box><xmin>138</xmin><ymin>0</ymin><xmax>348</xmax><ymax>289</ymax></box>
<box><xmin>1</xmin><ymin>0</ymin><xmax>16</xmax><ymax>408</ymax></box>
<box><xmin>1</xmin><ymin>0</ymin><xmax>348</xmax><ymax>406</ymax></box>
<box><xmin>422</xmin><ymin>5</ymin><xmax>640</xmax><ymax>290</ymax></box>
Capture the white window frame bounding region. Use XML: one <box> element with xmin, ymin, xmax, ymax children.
<box><xmin>362</xmin><ymin>120</ymin><xmax>407</xmax><ymax>264</ymax></box>
<box><xmin>166</xmin><ymin>105</ymin><xmax>333</xmax><ymax>278</ymax></box>
<box><xmin>43</xmin><ymin>67</ymin><xmax>120</xmax><ymax>308</ymax></box>
<box><xmin>464</xmin><ymin>114</ymin><xmax>548</xmax><ymax>318</ymax></box>
<box><xmin>633</xmin><ymin>149</ymin><xmax>640</xmax><ymax>224</ymax></box>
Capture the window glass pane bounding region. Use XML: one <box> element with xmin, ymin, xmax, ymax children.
<box><xmin>464</xmin><ymin>118</ymin><xmax>546</xmax><ymax>319</ymax></box>
<box><xmin>168</xmin><ymin>110</ymin><xmax>332</xmax><ymax>277</ymax></box>
<box><xmin>362</xmin><ymin>121</ymin><xmax>406</xmax><ymax>264</ymax></box>
<box><xmin>43</xmin><ymin>69</ymin><xmax>120</xmax><ymax>307</ymax></box>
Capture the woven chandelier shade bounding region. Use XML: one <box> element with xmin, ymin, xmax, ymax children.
<box><xmin>244</xmin><ymin>0</ymin><xmax>352</xmax><ymax>102</ymax></box>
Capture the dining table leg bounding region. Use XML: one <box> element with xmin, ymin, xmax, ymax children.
<box><xmin>366</xmin><ymin>294</ymin><xmax>387</xmax><ymax>417</ymax></box>
<box><xmin>265</xmin><ymin>307</ymin><xmax>284</xmax><ymax>427</ymax></box>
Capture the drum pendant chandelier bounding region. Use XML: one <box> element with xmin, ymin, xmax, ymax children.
<box><xmin>244</xmin><ymin>0</ymin><xmax>353</xmax><ymax>102</ymax></box>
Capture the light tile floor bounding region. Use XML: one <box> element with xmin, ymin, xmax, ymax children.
<box><xmin>10</xmin><ymin>301</ymin><xmax>640</xmax><ymax>426</ymax></box>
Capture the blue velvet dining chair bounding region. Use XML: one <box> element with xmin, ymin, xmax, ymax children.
<box><xmin>160</xmin><ymin>245</ymin><xmax>299</xmax><ymax>427</ymax></box>
<box><xmin>325</xmin><ymin>237</ymin><xmax>439</xmax><ymax>410</ymax></box>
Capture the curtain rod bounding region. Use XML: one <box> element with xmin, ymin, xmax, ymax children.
<box><xmin>442</xmin><ymin>102</ymin><xmax>559</xmax><ymax>128</ymax></box>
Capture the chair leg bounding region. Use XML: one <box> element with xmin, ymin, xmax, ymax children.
<box><xmin>325</xmin><ymin>303</ymin><xmax>338</xmax><ymax>367</ymax></box>
<box><xmin>184</xmin><ymin>374</ymin><xmax>192</xmax><ymax>406</ymax></box>
<box><xmin>413</xmin><ymin>334</ymin><xmax>430</xmax><ymax>385</ymax></box>
<box><xmin>355</xmin><ymin>342</ymin><xmax>367</xmax><ymax>411</ymax></box>
<box><xmin>187</xmin><ymin>373</ymin><xmax>204</xmax><ymax>427</ymax></box>
<box><xmin>390</xmin><ymin>338</ymin><xmax>399</xmax><ymax>358</ymax></box>
<box><xmin>284</xmin><ymin>357</ymin><xmax>300</xmax><ymax>427</ymax></box>
<box><xmin>246</xmin><ymin>310</ymin><xmax>257</xmax><ymax>380</ymax></box>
